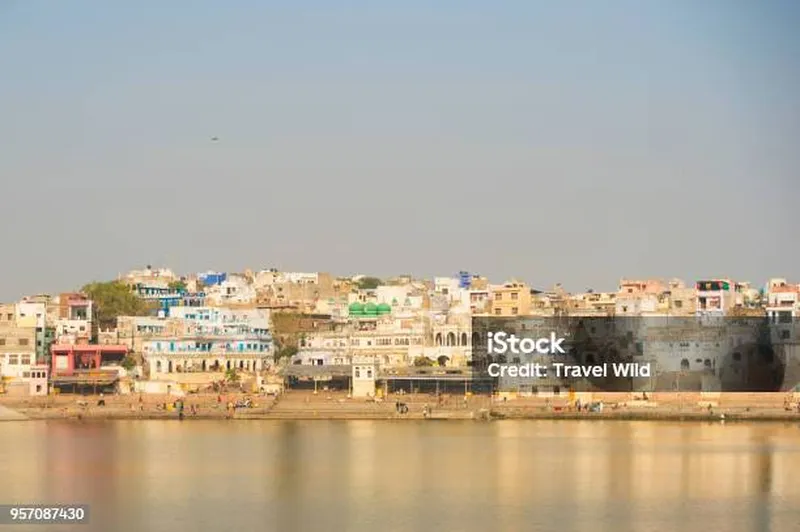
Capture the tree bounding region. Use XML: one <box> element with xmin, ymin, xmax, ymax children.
<box><xmin>270</xmin><ymin>312</ymin><xmax>304</xmax><ymax>363</ymax></box>
<box><xmin>414</xmin><ymin>356</ymin><xmax>434</xmax><ymax>367</ymax></box>
<box><xmin>357</xmin><ymin>277</ymin><xmax>382</xmax><ymax>290</ymax></box>
<box><xmin>120</xmin><ymin>355</ymin><xmax>137</xmax><ymax>371</ymax></box>
<box><xmin>225</xmin><ymin>368</ymin><xmax>240</xmax><ymax>384</ymax></box>
<box><xmin>82</xmin><ymin>281</ymin><xmax>156</xmax><ymax>334</ymax></box>
<box><xmin>437</xmin><ymin>355</ymin><xmax>450</xmax><ymax>367</ymax></box>
<box><xmin>168</xmin><ymin>280</ymin><xmax>187</xmax><ymax>292</ymax></box>
<box><xmin>273</xmin><ymin>344</ymin><xmax>298</xmax><ymax>363</ymax></box>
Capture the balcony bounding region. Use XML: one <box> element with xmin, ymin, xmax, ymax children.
<box><xmin>51</xmin><ymin>369</ymin><xmax>120</xmax><ymax>385</ymax></box>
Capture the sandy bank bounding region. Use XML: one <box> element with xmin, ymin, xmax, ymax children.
<box><xmin>2</xmin><ymin>391</ymin><xmax>799</xmax><ymax>423</ymax></box>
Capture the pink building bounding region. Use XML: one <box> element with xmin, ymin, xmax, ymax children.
<box><xmin>50</xmin><ymin>344</ymin><xmax>128</xmax><ymax>391</ymax></box>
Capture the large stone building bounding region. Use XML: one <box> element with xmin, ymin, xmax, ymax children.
<box><xmin>142</xmin><ymin>306</ymin><xmax>273</xmax><ymax>377</ymax></box>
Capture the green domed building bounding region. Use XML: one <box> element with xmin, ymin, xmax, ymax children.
<box><xmin>349</xmin><ymin>302</ymin><xmax>365</xmax><ymax>316</ymax></box>
<box><xmin>376</xmin><ymin>303</ymin><xmax>392</xmax><ymax>315</ymax></box>
<box><xmin>363</xmin><ymin>302</ymin><xmax>378</xmax><ymax>316</ymax></box>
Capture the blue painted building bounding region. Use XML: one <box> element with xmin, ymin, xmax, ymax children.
<box><xmin>131</xmin><ymin>283</ymin><xmax>206</xmax><ymax>317</ymax></box>
<box><xmin>198</xmin><ymin>272</ymin><xmax>227</xmax><ymax>286</ymax></box>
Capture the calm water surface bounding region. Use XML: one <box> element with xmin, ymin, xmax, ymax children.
<box><xmin>1</xmin><ymin>420</ymin><xmax>799</xmax><ymax>532</ymax></box>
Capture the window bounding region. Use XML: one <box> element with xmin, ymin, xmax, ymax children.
<box><xmin>510</xmin><ymin>292</ymin><xmax>518</xmax><ymax>300</ymax></box>
<box><xmin>8</xmin><ymin>355</ymin><xmax>18</xmax><ymax>365</ymax></box>
<box><xmin>511</xmin><ymin>307</ymin><xmax>518</xmax><ymax>315</ymax></box>
<box><xmin>495</xmin><ymin>308</ymin><xmax>502</xmax><ymax>315</ymax></box>
<box><xmin>355</xmin><ymin>368</ymin><xmax>361</xmax><ymax>379</ymax></box>
<box><xmin>495</xmin><ymin>293</ymin><xmax>502</xmax><ymax>300</ymax></box>
<box><xmin>21</xmin><ymin>355</ymin><xmax>31</xmax><ymax>365</ymax></box>
<box><xmin>18</xmin><ymin>338</ymin><xmax>29</xmax><ymax>346</ymax></box>
<box><xmin>367</xmin><ymin>369</ymin><xmax>373</xmax><ymax>379</ymax></box>
<box><xmin>0</xmin><ymin>339</ymin><xmax>5</xmax><ymax>346</ymax></box>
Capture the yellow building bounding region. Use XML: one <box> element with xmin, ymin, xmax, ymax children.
<box><xmin>490</xmin><ymin>281</ymin><xmax>533</xmax><ymax>316</ymax></box>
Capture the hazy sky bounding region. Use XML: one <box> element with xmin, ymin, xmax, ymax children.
<box><xmin>1</xmin><ymin>1</ymin><xmax>798</xmax><ymax>300</ymax></box>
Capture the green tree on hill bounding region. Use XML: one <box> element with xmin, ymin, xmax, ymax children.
<box><xmin>357</xmin><ymin>277</ymin><xmax>382</xmax><ymax>289</ymax></box>
<box><xmin>81</xmin><ymin>281</ymin><xmax>156</xmax><ymax>334</ymax></box>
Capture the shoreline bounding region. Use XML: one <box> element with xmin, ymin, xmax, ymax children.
<box><xmin>4</xmin><ymin>411</ymin><xmax>800</xmax><ymax>423</ymax></box>
<box><xmin>3</xmin><ymin>390</ymin><xmax>800</xmax><ymax>423</ymax></box>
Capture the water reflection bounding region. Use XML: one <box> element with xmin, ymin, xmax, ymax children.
<box><xmin>0</xmin><ymin>420</ymin><xmax>798</xmax><ymax>532</ymax></box>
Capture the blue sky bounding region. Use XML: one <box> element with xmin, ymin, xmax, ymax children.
<box><xmin>1</xmin><ymin>1</ymin><xmax>798</xmax><ymax>299</ymax></box>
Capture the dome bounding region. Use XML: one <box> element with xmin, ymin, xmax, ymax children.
<box><xmin>377</xmin><ymin>303</ymin><xmax>392</xmax><ymax>314</ymax></box>
<box><xmin>349</xmin><ymin>302</ymin><xmax>365</xmax><ymax>314</ymax></box>
<box><xmin>364</xmin><ymin>302</ymin><xmax>378</xmax><ymax>314</ymax></box>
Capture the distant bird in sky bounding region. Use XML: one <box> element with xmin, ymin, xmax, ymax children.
<box><xmin>210</xmin><ymin>136</ymin><xmax>219</xmax><ymax>142</ymax></box>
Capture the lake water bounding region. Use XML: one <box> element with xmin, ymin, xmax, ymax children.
<box><xmin>1</xmin><ymin>420</ymin><xmax>799</xmax><ymax>532</ymax></box>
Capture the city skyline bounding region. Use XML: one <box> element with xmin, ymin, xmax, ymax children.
<box><xmin>1</xmin><ymin>1</ymin><xmax>798</xmax><ymax>301</ymax></box>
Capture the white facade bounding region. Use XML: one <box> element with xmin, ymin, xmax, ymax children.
<box><xmin>143</xmin><ymin>306</ymin><xmax>272</xmax><ymax>377</ymax></box>
<box><xmin>15</xmin><ymin>302</ymin><xmax>46</xmax><ymax>329</ymax></box>
<box><xmin>352</xmin><ymin>355</ymin><xmax>377</xmax><ymax>397</ymax></box>
<box><xmin>696</xmin><ymin>279</ymin><xmax>735</xmax><ymax>315</ymax></box>
<box><xmin>434</xmin><ymin>277</ymin><xmax>461</xmax><ymax>301</ymax></box>
<box><xmin>615</xmin><ymin>294</ymin><xmax>659</xmax><ymax>316</ymax></box>
<box><xmin>0</xmin><ymin>352</ymin><xmax>35</xmax><ymax>379</ymax></box>
<box><xmin>766</xmin><ymin>279</ymin><xmax>800</xmax><ymax>323</ymax></box>
<box><xmin>205</xmin><ymin>276</ymin><xmax>257</xmax><ymax>305</ymax></box>
<box><xmin>54</xmin><ymin>319</ymin><xmax>91</xmax><ymax>343</ymax></box>
<box><xmin>280</xmin><ymin>272</ymin><xmax>319</xmax><ymax>284</ymax></box>
<box><xmin>297</xmin><ymin>316</ymin><xmax>427</xmax><ymax>368</ymax></box>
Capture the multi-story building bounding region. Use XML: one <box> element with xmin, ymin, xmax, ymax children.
<box><xmin>695</xmin><ymin>279</ymin><xmax>736</xmax><ymax>315</ymax></box>
<box><xmin>0</xmin><ymin>304</ymin><xmax>38</xmax><ymax>388</ymax></box>
<box><xmin>142</xmin><ymin>307</ymin><xmax>273</xmax><ymax>376</ymax></box>
<box><xmin>50</xmin><ymin>343</ymin><xmax>130</xmax><ymax>393</ymax></box>
<box><xmin>204</xmin><ymin>274</ymin><xmax>257</xmax><ymax>307</ymax></box>
<box><xmin>295</xmin><ymin>311</ymin><xmax>427</xmax><ymax>369</ymax></box>
<box><xmin>490</xmin><ymin>281</ymin><xmax>534</xmax><ymax>316</ymax></box>
<box><xmin>766</xmin><ymin>279</ymin><xmax>799</xmax><ymax>323</ymax></box>
<box><xmin>15</xmin><ymin>296</ymin><xmax>55</xmax><ymax>363</ymax></box>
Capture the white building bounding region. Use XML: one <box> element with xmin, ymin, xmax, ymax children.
<box><xmin>143</xmin><ymin>307</ymin><xmax>272</xmax><ymax>376</ymax></box>
<box><xmin>695</xmin><ymin>279</ymin><xmax>736</xmax><ymax>315</ymax></box>
<box><xmin>351</xmin><ymin>355</ymin><xmax>377</xmax><ymax>397</ymax></box>
<box><xmin>204</xmin><ymin>275</ymin><xmax>257</xmax><ymax>306</ymax></box>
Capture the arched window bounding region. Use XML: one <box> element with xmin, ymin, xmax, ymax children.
<box><xmin>461</xmin><ymin>333</ymin><xmax>468</xmax><ymax>346</ymax></box>
<box><xmin>435</xmin><ymin>333</ymin><xmax>443</xmax><ymax>346</ymax></box>
<box><xmin>447</xmin><ymin>332</ymin><xmax>455</xmax><ymax>346</ymax></box>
